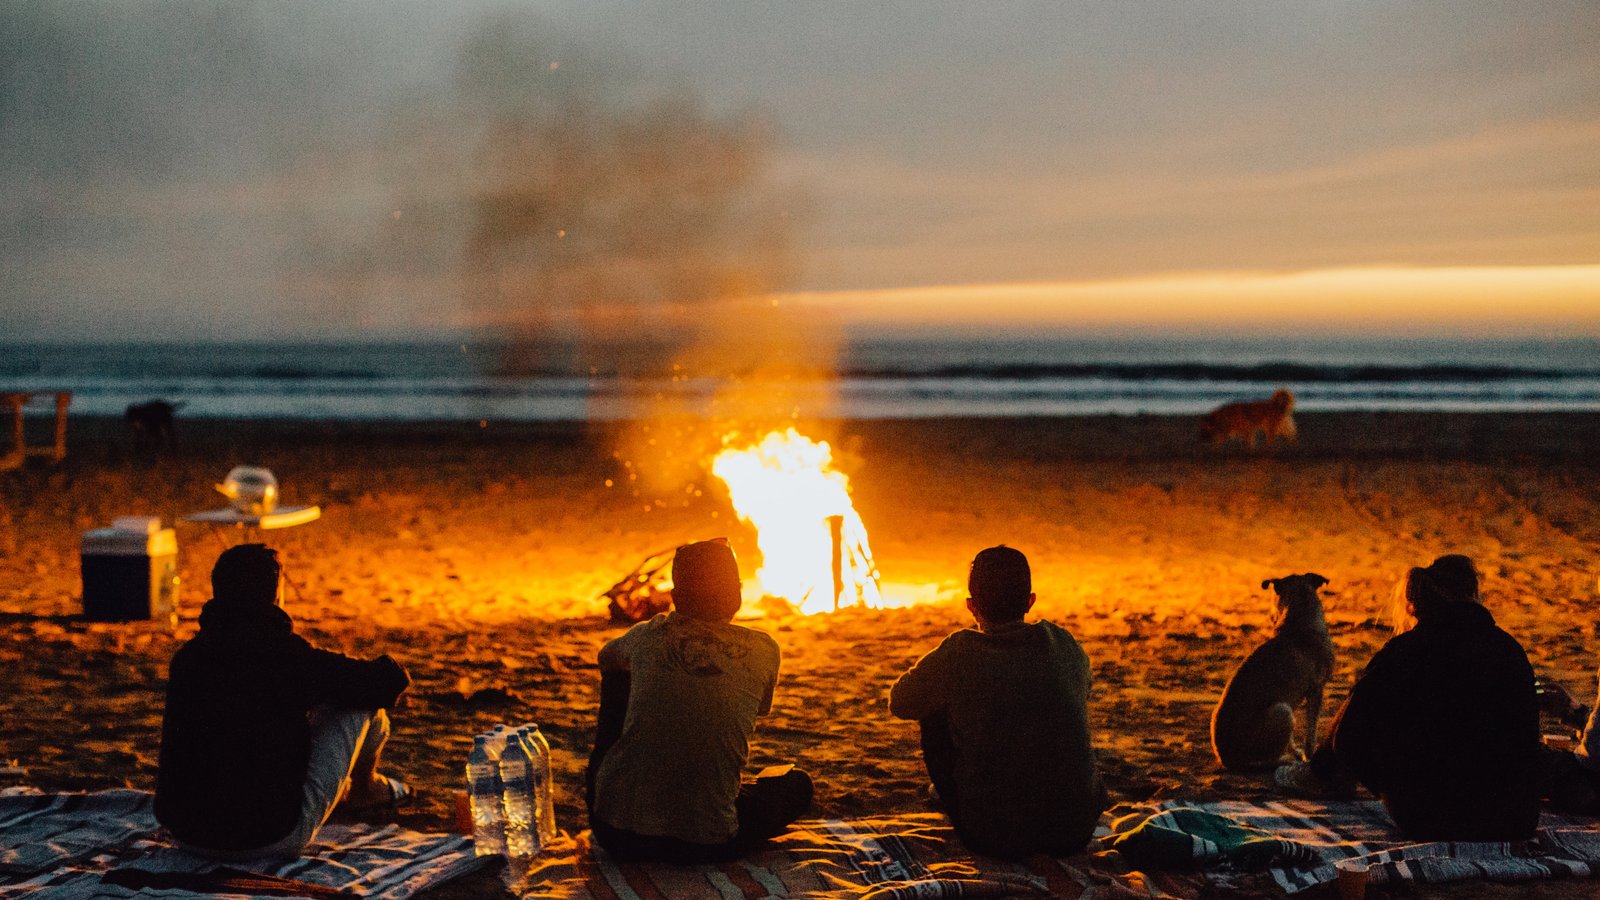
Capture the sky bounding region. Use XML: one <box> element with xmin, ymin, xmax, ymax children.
<box><xmin>3</xmin><ymin>1</ymin><xmax>1598</xmax><ymax>340</ymax></box>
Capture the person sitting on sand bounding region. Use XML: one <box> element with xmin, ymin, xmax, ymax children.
<box><xmin>155</xmin><ymin>544</ymin><xmax>413</xmax><ymax>858</ymax></box>
<box><xmin>1531</xmin><ymin>670</ymin><xmax>1600</xmax><ymax>812</ymax></box>
<box><xmin>889</xmin><ymin>545</ymin><xmax>1108</xmax><ymax>858</ymax></box>
<box><xmin>1276</xmin><ymin>554</ymin><xmax>1541</xmax><ymax>841</ymax></box>
<box><xmin>586</xmin><ymin>538</ymin><xmax>813</xmax><ymax>863</ymax></box>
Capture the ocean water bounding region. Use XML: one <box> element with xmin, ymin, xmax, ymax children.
<box><xmin>2</xmin><ymin>337</ymin><xmax>1597</xmax><ymax>422</ymax></box>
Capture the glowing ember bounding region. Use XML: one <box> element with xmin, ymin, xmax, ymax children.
<box><xmin>712</xmin><ymin>428</ymin><xmax>881</xmax><ymax>615</ymax></box>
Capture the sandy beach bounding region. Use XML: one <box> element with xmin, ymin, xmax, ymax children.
<box><xmin>4</xmin><ymin>412</ymin><xmax>1600</xmax><ymax>896</ymax></box>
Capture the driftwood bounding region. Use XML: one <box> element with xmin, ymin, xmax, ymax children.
<box><xmin>603</xmin><ymin>546</ymin><xmax>680</xmax><ymax>623</ymax></box>
<box><xmin>824</xmin><ymin>514</ymin><xmax>881</xmax><ymax>611</ymax></box>
<box><xmin>605</xmin><ymin>523</ymin><xmax>881</xmax><ymax>621</ymax></box>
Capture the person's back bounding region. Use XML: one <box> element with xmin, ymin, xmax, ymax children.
<box><xmin>1332</xmin><ymin>599</ymin><xmax>1540</xmax><ymax>839</ymax></box>
<box><xmin>158</xmin><ymin>596</ymin><xmax>329</xmax><ymax>849</ymax></box>
<box><xmin>588</xmin><ymin>539</ymin><xmax>811</xmax><ymax>863</ymax></box>
<box><xmin>890</xmin><ymin>546</ymin><xmax>1105</xmax><ymax>857</ymax></box>
<box><xmin>591</xmin><ymin>611</ymin><xmax>780</xmax><ymax>842</ymax></box>
<box><xmin>1297</xmin><ymin>554</ymin><xmax>1540</xmax><ymax>840</ymax></box>
<box><xmin>156</xmin><ymin>545</ymin><xmax>410</xmax><ymax>855</ymax></box>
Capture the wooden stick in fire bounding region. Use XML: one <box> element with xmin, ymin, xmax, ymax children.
<box><xmin>828</xmin><ymin>515</ymin><xmax>845</xmax><ymax>612</ymax></box>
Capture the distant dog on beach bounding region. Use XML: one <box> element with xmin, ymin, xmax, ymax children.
<box><xmin>125</xmin><ymin>400</ymin><xmax>184</xmax><ymax>451</ymax></box>
<box><xmin>1201</xmin><ymin>389</ymin><xmax>1297</xmax><ymax>448</ymax></box>
<box><xmin>1211</xmin><ymin>573</ymin><xmax>1335</xmax><ymax>771</ymax></box>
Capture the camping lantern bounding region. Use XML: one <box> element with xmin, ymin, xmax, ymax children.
<box><xmin>216</xmin><ymin>466</ymin><xmax>279</xmax><ymax>515</ymax></box>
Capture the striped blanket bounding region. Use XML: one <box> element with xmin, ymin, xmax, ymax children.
<box><xmin>1119</xmin><ymin>798</ymin><xmax>1600</xmax><ymax>894</ymax></box>
<box><xmin>521</xmin><ymin>801</ymin><xmax>1600</xmax><ymax>899</ymax></box>
<box><xmin>522</xmin><ymin>816</ymin><xmax>1083</xmax><ymax>899</ymax></box>
<box><xmin>0</xmin><ymin>788</ymin><xmax>490</xmax><ymax>899</ymax></box>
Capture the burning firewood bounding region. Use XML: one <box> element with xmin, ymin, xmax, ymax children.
<box><xmin>605</xmin><ymin>428</ymin><xmax>883</xmax><ymax>621</ymax></box>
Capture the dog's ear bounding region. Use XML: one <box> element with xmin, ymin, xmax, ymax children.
<box><xmin>1304</xmin><ymin>573</ymin><xmax>1328</xmax><ymax>589</ymax></box>
<box><xmin>1261</xmin><ymin>578</ymin><xmax>1277</xmax><ymax>591</ymax></box>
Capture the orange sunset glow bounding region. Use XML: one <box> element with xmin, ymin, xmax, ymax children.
<box><xmin>784</xmin><ymin>265</ymin><xmax>1600</xmax><ymax>336</ymax></box>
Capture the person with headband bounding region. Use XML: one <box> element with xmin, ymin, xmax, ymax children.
<box><xmin>1276</xmin><ymin>554</ymin><xmax>1541</xmax><ymax>840</ymax></box>
<box><xmin>155</xmin><ymin>544</ymin><xmax>412</xmax><ymax>858</ymax></box>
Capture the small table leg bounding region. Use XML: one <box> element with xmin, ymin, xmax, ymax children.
<box><xmin>51</xmin><ymin>392</ymin><xmax>71</xmax><ymax>463</ymax></box>
<box><xmin>1</xmin><ymin>397</ymin><xmax>23</xmax><ymax>471</ymax></box>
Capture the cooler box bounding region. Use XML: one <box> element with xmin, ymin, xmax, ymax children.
<box><xmin>81</xmin><ymin>524</ymin><xmax>178</xmax><ymax>621</ymax></box>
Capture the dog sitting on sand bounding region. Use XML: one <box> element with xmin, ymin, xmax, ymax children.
<box><xmin>125</xmin><ymin>400</ymin><xmax>184</xmax><ymax>451</ymax></box>
<box><xmin>1211</xmin><ymin>573</ymin><xmax>1335</xmax><ymax>771</ymax></box>
<box><xmin>1201</xmin><ymin>389</ymin><xmax>1296</xmax><ymax>448</ymax></box>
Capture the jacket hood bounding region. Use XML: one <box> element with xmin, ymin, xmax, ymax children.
<box><xmin>197</xmin><ymin>597</ymin><xmax>294</xmax><ymax>634</ymax></box>
<box><xmin>1416</xmin><ymin>598</ymin><xmax>1495</xmax><ymax>630</ymax></box>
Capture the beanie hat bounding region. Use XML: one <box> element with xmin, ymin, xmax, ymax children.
<box><xmin>672</xmin><ymin>539</ymin><xmax>742</xmax><ymax>621</ymax></box>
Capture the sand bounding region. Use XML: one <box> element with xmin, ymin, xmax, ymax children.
<box><xmin>3</xmin><ymin>412</ymin><xmax>1600</xmax><ymax>897</ymax></box>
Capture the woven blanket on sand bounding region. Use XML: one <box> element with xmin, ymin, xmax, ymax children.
<box><xmin>521</xmin><ymin>801</ymin><xmax>1600</xmax><ymax>899</ymax></box>
<box><xmin>0</xmin><ymin>789</ymin><xmax>489</xmax><ymax>899</ymax></box>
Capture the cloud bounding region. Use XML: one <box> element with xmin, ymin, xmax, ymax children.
<box><xmin>0</xmin><ymin>2</ymin><xmax>799</xmax><ymax>344</ymax></box>
<box><xmin>782</xmin><ymin>114</ymin><xmax>1600</xmax><ymax>290</ymax></box>
<box><xmin>3</xmin><ymin>2</ymin><xmax>1596</xmax><ymax>339</ymax></box>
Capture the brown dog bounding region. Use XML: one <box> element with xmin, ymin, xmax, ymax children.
<box><xmin>1210</xmin><ymin>573</ymin><xmax>1335</xmax><ymax>771</ymax></box>
<box><xmin>1201</xmin><ymin>388</ymin><xmax>1296</xmax><ymax>448</ymax></box>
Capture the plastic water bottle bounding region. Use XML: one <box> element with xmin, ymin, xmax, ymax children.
<box><xmin>524</xmin><ymin>727</ymin><xmax>553</xmax><ymax>853</ymax></box>
<box><xmin>522</xmin><ymin>729</ymin><xmax>549</xmax><ymax>854</ymax></box>
<box><xmin>466</xmin><ymin>734</ymin><xmax>507</xmax><ymax>856</ymax></box>
<box><xmin>500</xmin><ymin>730</ymin><xmax>536</xmax><ymax>858</ymax></box>
<box><xmin>526</xmin><ymin>724</ymin><xmax>557</xmax><ymax>845</ymax></box>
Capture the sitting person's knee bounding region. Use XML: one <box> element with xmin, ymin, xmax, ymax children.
<box><xmin>367</xmin><ymin>707</ymin><xmax>391</xmax><ymax>742</ymax></box>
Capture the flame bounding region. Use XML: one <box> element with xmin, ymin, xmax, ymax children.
<box><xmin>711</xmin><ymin>428</ymin><xmax>881</xmax><ymax>615</ymax></box>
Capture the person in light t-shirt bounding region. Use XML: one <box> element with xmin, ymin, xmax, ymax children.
<box><xmin>586</xmin><ymin>539</ymin><xmax>812</xmax><ymax>863</ymax></box>
<box><xmin>1533</xmin><ymin>668</ymin><xmax>1600</xmax><ymax>813</ymax></box>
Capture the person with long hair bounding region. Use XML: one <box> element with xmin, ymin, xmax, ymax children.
<box><xmin>1275</xmin><ymin>554</ymin><xmax>1541</xmax><ymax>841</ymax></box>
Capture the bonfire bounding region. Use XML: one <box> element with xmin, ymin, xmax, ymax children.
<box><xmin>711</xmin><ymin>428</ymin><xmax>881</xmax><ymax>615</ymax></box>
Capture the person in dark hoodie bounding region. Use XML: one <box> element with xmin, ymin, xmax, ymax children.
<box><xmin>1276</xmin><ymin>554</ymin><xmax>1541</xmax><ymax>841</ymax></box>
<box><xmin>155</xmin><ymin>544</ymin><xmax>412</xmax><ymax>858</ymax></box>
<box><xmin>889</xmin><ymin>545</ymin><xmax>1107</xmax><ymax>858</ymax></box>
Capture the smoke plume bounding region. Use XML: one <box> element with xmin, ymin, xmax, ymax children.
<box><xmin>3</xmin><ymin>2</ymin><xmax>839</xmax><ymax>489</ymax></box>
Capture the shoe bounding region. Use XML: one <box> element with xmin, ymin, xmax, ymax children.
<box><xmin>1274</xmin><ymin>762</ymin><xmax>1356</xmax><ymax>800</ymax></box>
